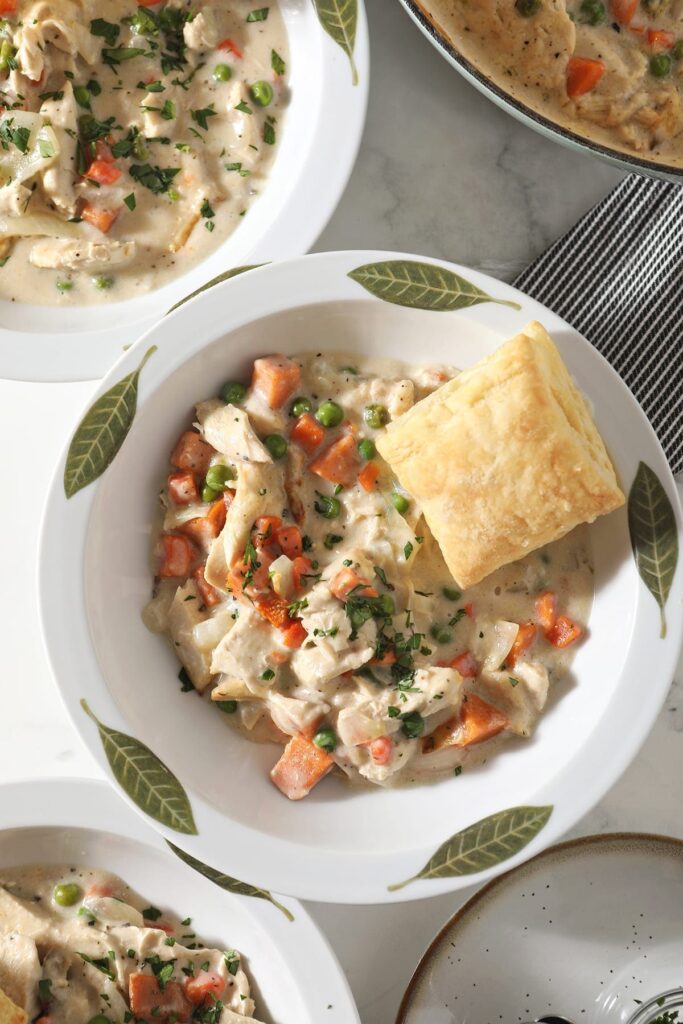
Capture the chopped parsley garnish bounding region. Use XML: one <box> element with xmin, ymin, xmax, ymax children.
<box><xmin>178</xmin><ymin>666</ymin><xmax>194</xmax><ymax>692</ymax></box>
<box><xmin>324</xmin><ymin>533</ymin><xmax>343</xmax><ymax>549</ymax></box>
<box><xmin>224</xmin><ymin>161</ymin><xmax>251</xmax><ymax>176</ymax></box>
<box><xmin>79</xmin><ymin>114</ymin><xmax>117</xmax><ymax>143</ymax></box>
<box><xmin>261</xmin><ymin>669</ymin><xmax>275</xmax><ymax>680</ymax></box>
<box><xmin>90</xmin><ymin>18</ymin><xmax>120</xmax><ymax>46</ymax></box>
<box><xmin>403</xmin><ymin>542</ymin><xmax>413</xmax><ymax>560</ymax></box>
<box><xmin>141</xmin><ymin>80</ymin><xmax>165</xmax><ymax>93</ymax></box>
<box><xmin>142</xmin><ymin>905</ymin><xmax>162</xmax><ymax>920</ymax></box>
<box><xmin>143</xmin><ymin>954</ymin><xmax>175</xmax><ymax>990</ymax></box>
<box><xmin>129</xmin><ymin>162</ymin><xmax>180</xmax><ymax>195</ymax></box>
<box><xmin>200</xmin><ymin>198</ymin><xmax>215</xmax><ymax>219</ymax></box>
<box><xmin>38</xmin><ymin>979</ymin><xmax>52</xmax><ymax>1004</ymax></box>
<box><xmin>0</xmin><ymin>119</ymin><xmax>30</xmax><ymax>153</ymax></box>
<box><xmin>234</xmin><ymin>100</ymin><xmax>252</xmax><ymax>115</ymax></box>
<box><xmin>103</xmin><ymin>46</ymin><xmax>146</xmax><ymax>65</ymax></box>
<box><xmin>161</xmin><ymin>99</ymin><xmax>176</xmax><ymax>120</ymax></box>
<box><xmin>374</xmin><ymin>566</ymin><xmax>394</xmax><ymax>591</ymax></box>
<box><xmin>263</xmin><ymin>119</ymin><xmax>275</xmax><ymax>145</ymax></box>
<box><xmin>38</xmin><ymin>90</ymin><xmax>64</xmax><ymax>102</ymax></box>
<box><xmin>77</xmin><ymin>953</ymin><xmax>115</xmax><ymax>980</ymax></box>
<box><xmin>454</xmin><ymin>765</ymin><xmax>462</xmax><ymax>777</ymax></box>
<box><xmin>247</xmin><ymin>7</ymin><xmax>269</xmax><ymax>20</ymax></box>
<box><xmin>271</xmin><ymin>49</ymin><xmax>286</xmax><ymax>76</ymax></box>
<box><xmin>191</xmin><ymin>104</ymin><xmax>217</xmax><ymax>131</ymax></box>
<box><xmin>224</xmin><ymin>950</ymin><xmax>240</xmax><ymax>976</ymax></box>
<box><xmin>509</xmin><ymin>677</ymin><xmax>519</xmax><ymax>687</ymax></box>
<box><xmin>387</xmin><ymin>706</ymin><xmax>400</xmax><ymax>718</ymax></box>
<box><xmin>123</xmin><ymin>192</ymin><xmax>136</xmax><ymax>211</ymax></box>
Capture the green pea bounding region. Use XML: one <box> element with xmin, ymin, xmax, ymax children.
<box><xmin>314</xmin><ymin>492</ymin><xmax>341</xmax><ymax>519</ymax></box>
<box><xmin>401</xmin><ymin>711</ymin><xmax>425</xmax><ymax>740</ymax></box>
<box><xmin>53</xmin><ymin>882</ymin><xmax>81</xmax><ymax>907</ymax></box>
<box><xmin>391</xmin><ymin>491</ymin><xmax>410</xmax><ymax>515</ymax></box>
<box><xmin>578</xmin><ymin>0</ymin><xmax>605</xmax><ymax>23</ymax></box>
<box><xmin>93</xmin><ymin>275</ymin><xmax>113</xmax><ymax>290</ymax></box>
<box><xmin>650</xmin><ymin>53</ymin><xmax>672</xmax><ymax>77</ymax></box>
<box><xmin>430</xmin><ymin>624</ymin><xmax>453</xmax><ymax>644</ymax></box>
<box><xmin>202</xmin><ymin>484</ymin><xmax>220</xmax><ymax>503</ymax></box>
<box><xmin>87</xmin><ymin>1016</ymin><xmax>114</xmax><ymax>1024</ymax></box>
<box><xmin>363</xmin><ymin>404</ymin><xmax>389</xmax><ymax>430</ymax></box>
<box><xmin>56</xmin><ymin>280</ymin><xmax>73</xmax><ymax>292</ymax></box>
<box><xmin>217</xmin><ymin>700</ymin><xmax>237</xmax><ymax>714</ymax></box>
<box><xmin>673</xmin><ymin>40</ymin><xmax>683</xmax><ymax>60</ymax></box>
<box><xmin>220</xmin><ymin>380</ymin><xmax>247</xmax><ymax>404</ymax></box>
<box><xmin>379</xmin><ymin>593</ymin><xmax>395</xmax><ymax>616</ymax></box>
<box><xmin>250</xmin><ymin>79</ymin><xmax>274</xmax><ymax>106</ymax></box>
<box><xmin>442</xmin><ymin>586</ymin><xmax>462</xmax><ymax>602</ymax></box>
<box><xmin>264</xmin><ymin>433</ymin><xmax>288</xmax><ymax>459</ymax></box>
<box><xmin>358</xmin><ymin>438</ymin><xmax>376</xmax><ymax>460</ymax></box>
<box><xmin>74</xmin><ymin>85</ymin><xmax>91</xmax><ymax>108</ymax></box>
<box><xmin>205</xmin><ymin>464</ymin><xmax>235</xmax><ymax>491</ymax></box>
<box><xmin>313</xmin><ymin>727</ymin><xmax>337</xmax><ymax>752</ymax></box>
<box><xmin>514</xmin><ymin>0</ymin><xmax>540</xmax><ymax>14</ymax></box>
<box><xmin>315</xmin><ymin>400</ymin><xmax>344</xmax><ymax>428</ymax></box>
<box><xmin>290</xmin><ymin>396</ymin><xmax>312</xmax><ymax>418</ymax></box>
<box><xmin>213</xmin><ymin>63</ymin><xmax>232</xmax><ymax>82</ymax></box>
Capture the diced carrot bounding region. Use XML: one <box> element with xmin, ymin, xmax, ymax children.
<box><xmin>309</xmin><ymin>434</ymin><xmax>358</xmax><ymax>486</ymax></box>
<box><xmin>35</xmin><ymin>1018</ymin><xmax>51</xmax><ymax>1024</ymax></box>
<box><xmin>193</xmin><ymin>565</ymin><xmax>222</xmax><ymax>608</ymax></box>
<box><xmin>146</xmin><ymin>919</ymin><xmax>174</xmax><ymax>934</ymax></box>
<box><xmin>94</xmin><ymin>140</ymin><xmax>114</xmax><ymax>162</ymax></box>
<box><xmin>369</xmin><ymin>649</ymin><xmax>397</xmax><ymax>666</ymax></box>
<box><xmin>85</xmin><ymin>159</ymin><xmax>121</xmax><ymax>185</ymax></box>
<box><xmin>291</xmin><ymin>555</ymin><xmax>313</xmax><ymax>591</ymax></box>
<box><xmin>610</xmin><ymin>0</ymin><xmax>637</xmax><ymax>22</ymax></box>
<box><xmin>330</xmin><ymin>567</ymin><xmax>378</xmax><ymax>601</ymax></box>
<box><xmin>566</xmin><ymin>56</ymin><xmax>605</xmax><ymax>98</ymax></box>
<box><xmin>228</xmin><ymin>549</ymin><xmax>274</xmax><ymax>600</ymax></box>
<box><xmin>464</xmin><ymin>602</ymin><xmax>475</xmax><ymax>620</ymax></box>
<box><xmin>425</xmin><ymin>695</ymin><xmax>508</xmax><ymax>753</ymax></box>
<box><xmin>81</xmin><ymin>203</ymin><xmax>120</xmax><ymax>234</ymax></box>
<box><xmin>159</xmin><ymin>534</ymin><xmax>196</xmax><ymax>578</ymax></box>
<box><xmin>290</xmin><ymin>412</ymin><xmax>325</xmax><ymax>455</ymax></box>
<box><xmin>546</xmin><ymin>615</ymin><xmax>583</xmax><ymax>649</ymax></box>
<box><xmin>129</xmin><ymin>974</ymin><xmax>191</xmax><ymax>1022</ymax></box>
<box><xmin>535</xmin><ymin>591</ymin><xmax>558</xmax><ymax>632</ymax></box>
<box><xmin>252</xmin><ymin>354</ymin><xmax>301</xmax><ymax>409</ymax></box>
<box><xmin>184</xmin><ymin>970</ymin><xmax>225</xmax><ymax>1007</ymax></box>
<box><xmin>170</xmin><ymin>431</ymin><xmax>214</xmax><ymax>476</ymax></box>
<box><xmin>0</xmin><ymin>0</ymin><xmax>16</xmax><ymax>13</ymax></box>
<box><xmin>254</xmin><ymin>592</ymin><xmax>291</xmax><ymax>630</ymax></box>
<box><xmin>253</xmin><ymin>515</ymin><xmax>282</xmax><ymax>546</ymax></box>
<box><xmin>647</xmin><ymin>28</ymin><xmax>675</xmax><ymax>49</ymax></box>
<box><xmin>270</xmin><ymin>735</ymin><xmax>333</xmax><ymax>799</ymax></box>
<box><xmin>86</xmin><ymin>882</ymin><xmax>115</xmax><ymax>898</ymax></box>
<box><xmin>450</xmin><ymin>651</ymin><xmax>478</xmax><ymax>678</ymax></box>
<box><xmin>270</xmin><ymin>650</ymin><xmax>289</xmax><ymax>665</ymax></box>
<box><xmin>180</xmin><ymin>499</ymin><xmax>226</xmax><ymax>550</ymax></box>
<box><xmin>168</xmin><ymin>471</ymin><xmax>199</xmax><ymax>506</ymax></box>
<box><xmin>506</xmin><ymin>622</ymin><xmax>537</xmax><ymax>668</ymax></box>
<box><xmin>369</xmin><ymin>736</ymin><xmax>393</xmax><ymax>765</ymax></box>
<box><xmin>218</xmin><ymin>37</ymin><xmax>243</xmax><ymax>58</ymax></box>
<box><xmin>281</xmin><ymin>619</ymin><xmax>307</xmax><ymax>649</ymax></box>
<box><xmin>276</xmin><ymin>525</ymin><xmax>302</xmax><ymax>559</ymax></box>
<box><xmin>138</xmin><ymin>0</ymin><xmax>161</xmax><ymax>6</ymax></box>
<box><xmin>358</xmin><ymin>460</ymin><xmax>380</xmax><ymax>492</ymax></box>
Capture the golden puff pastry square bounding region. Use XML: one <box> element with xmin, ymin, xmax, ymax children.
<box><xmin>377</xmin><ymin>321</ymin><xmax>624</xmax><ymax>589</ymax></box>
<box><xmin>0</xmin><ymin>988</ymin><xmax>27</xmax><ymax>1024</ymax></box>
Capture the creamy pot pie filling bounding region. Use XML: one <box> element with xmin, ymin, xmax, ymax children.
<box><xmin>143</xmin><ymin>351</ymin><xmax>594</xmax><ymax>800</ymax></box>
<box><xmin>0</xmin><ymin>864</ymin><xmax>262</xmax><ymax>1023</ymax></box>
<box><xmin>0</xmin><ymin>0</ymin><xmax>287</xmax><ymax>306</ymax></box>
<box><xmin>428</xmin><ymin>0</ymin><xmax>683</xmax><ymax>163</ymax></box>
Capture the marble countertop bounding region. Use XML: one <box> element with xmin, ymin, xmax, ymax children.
<box><xmin>0</xmin><ymin>3</ymin><xmax>680</xmax><ymax>1023</ymax></box>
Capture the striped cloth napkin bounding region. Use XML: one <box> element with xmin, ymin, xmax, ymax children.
<box><xmin>513</xmin><ymin>174</ymin><xmax>683</xmax><ymax>476</ymax></box>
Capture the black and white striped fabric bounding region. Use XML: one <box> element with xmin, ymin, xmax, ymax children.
<box><xmin>514</xmin><ymin>174</ymin><xmax>683</xmax><ymax>476</ymax></box>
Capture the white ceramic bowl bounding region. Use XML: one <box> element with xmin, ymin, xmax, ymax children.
<box><xmin>1</xmin><ymin>1</ymin><xmax>369</xmax><ymax>383</ymax></box>
<box><xmin>397</xmin><ymin>832</ymin><xmax>683</xmax><ymax>1024</ymax></box>
<box><xmin>0</xmin><ymin>777</ymin><xmax>360</xmax><ymax>1023</ymax></box>
<box><xmin>38</xmin><ymin>251</ymin><xmax>683</xmax><ymax>904</ymax></box>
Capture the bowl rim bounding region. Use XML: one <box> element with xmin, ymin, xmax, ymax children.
<box><xmin>398</xmin><ymin>0</ymin><xmax>682</xmax><ymax>180</ymax></box>
<box><xmin>37</xmin><ymin>249</ymin><xmax>683</xmax><ymax>904</ymax></box>
<box><xmin>394</xmin><ymin>830</ymin><xmax>683</xmax><ymax>1023</ymax></box>
<box><xmin>0</xmin><ymin>775</ymin><xmax>361</xmax><ymax>1024</ymax></box>
<box><xmin>0</xmin><ymin>1</ymin><xmax>370</xmax><ymax>383</ymax></box>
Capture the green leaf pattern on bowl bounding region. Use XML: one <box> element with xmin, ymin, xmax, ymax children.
<box><xmin>168</xmin><ymin>264</ymin><xmax>268</xmax><ymax>313</ymax></box>
<box><xmin>167</xmin><ymin>841</ymin><xmax>294</xmax><ymax>921</ymax></box>
<box><xmin>313</xmin><ymin>0</ymin><xmax>358</xmax><ymax>85</ymax></box>
<box><xmin>388</xmin><ymin>804</ymin><xmax>553</xmax><ymax>891</ymax></box>
<box><xmin>63</xmin><ymin>345</ymin><xmax>156</xmax><ymax>498</ymax></box>
<box><xmin>81</xmin><ymin>699</ymin><xmax>197</xmax><ymax>835</ymax></box>
<box><xmin>348</xmin><ymin>259</ymin><xmax>521</xmax><ymax>311</ymax></box>
<box><xmin>628</xmin><ymin>460</ymin><xmax>679</xmax><ymax>639</ymax></box>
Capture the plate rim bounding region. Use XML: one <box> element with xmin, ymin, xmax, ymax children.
<box><xmin>0</xmin><ymin>775</ymin><xmax>361</xmax><ymax>1024</ymax></box>
<box><xmin>397</xmin><ymin>0</ymin><xmax>682</xmax><ymax>181</ymax></box>
<box><xmin>37</xmin><ymin>248</ymin><xmax>683</xmax><ymax>904</ymax></box>
<box><xmin>0</xmin><ymin>1</ymin><xmax>370</xmax><ymax>383</ymax></box>
<box><xmin>395</xmin><ymin>829</ymin><xmax>683</xmax><ymax>1023</ymax></box>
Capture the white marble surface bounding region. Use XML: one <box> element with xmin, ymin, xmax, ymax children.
<box><xmin>0</xmin><ymin>3</ymin><xmax>680</xmax><ymax>1023</ymax></box>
